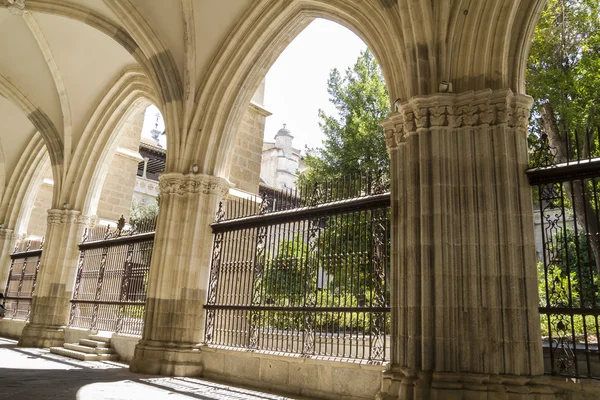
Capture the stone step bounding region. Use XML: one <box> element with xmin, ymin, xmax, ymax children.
<box><xmin>49</xmin><ymin>347</ymin><xmax>119</xmax><ymax>362</ymax></box>
<box><xmin>79</xmin><ymin>338</ymin><xmax>110</xmax><ymax>348</ymax></box>
<box><xmin>64</xmin><ymin>343</ymin><xmax>115</xmax><ymax>355</ymax></box>
<box><xmin>88</xmin><ymin>334</ymin><xmax>112</xmax><ymax>344</ymax></box>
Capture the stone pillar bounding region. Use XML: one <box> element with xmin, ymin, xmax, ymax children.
<box><xmin>0</xmin><ymin>228</ymin><xmax>18</xmax><ymax>293</ymax></box>
<box><xmin>379</xmin><ymin>89</ymin><xmax>545</xmax><ymax>399</ymax></box>
<box><xmin>19</xmin><ymin>209</ymin><xmax>86</xmax><ymax>347</ymax></box>
<box><xmin>130</xmin><ymin>172</ymin><xmax>229</xmax><ymax>376</ymax></box>
<box><xmin>142</xmin><ymin>157</ymin><xmax>149</xmax><ymax>179</ymax></box>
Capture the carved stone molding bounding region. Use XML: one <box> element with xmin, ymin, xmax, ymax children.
<box><xmin>0</xmin><ymin>228</ymin><xmax>16</xmax><ymax>241</ymax></box>
<box><xmin>7</xmin><ymin>0</ymin><xmax>26</xmax><ymax>15</ymax></box>
<box><xmin>159</xmin><ymin>173</ymin><xmax>230</xmax><ymax>197</ymax></box>
<box><xmin>381</xmin><ymin>89</ymin><xmax>533</xmax><ymax>150</ymax></box>
<box><xmin>47</xmin><ymin>209</ymin><xmax>86</xmax><ymax>226</ymax></box>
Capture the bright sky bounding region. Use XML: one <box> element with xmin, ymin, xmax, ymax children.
<box><xmin>142</xmin><ymin>19</ymin><xmax>367</xmax><ymax>153</ymax></box>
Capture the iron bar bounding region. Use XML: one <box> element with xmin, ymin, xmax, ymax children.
<box><xmin>530</xmin><ymin>126</ymin><xmax>600</xmax><ymax>379</ymax></box>
<box><xmin>204</xmin><ymin>173</ymin><xmax>391</xmax><ymax>362</ymax></box>
<box><xmin>68</xmin><ymin>219</ymin><xmax>154</xmax><ymax>336</ymax></box>
<box><xmin>211</xmin><ymin>193</ymin><xmax>390</xmax><ymax>233</ymax></box>
<box><xmin>3</xmin><ymin>239</ymin><xmax>43</xmax><ymax>321</ymax></box>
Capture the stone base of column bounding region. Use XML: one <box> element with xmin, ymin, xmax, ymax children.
<box><xmin>18</xmin><ymin>323</ymin><xmax>65</xmax><ymax>348</ymax></box>
<box><xmin>130</xmin><ymin>340</ymin><xmax>203</xmax><ymax>376</ymax></box>
<box><xmin>377</xmin><ymin>370</ymin><xmax>559</xmax><ymax>400</ymax></box>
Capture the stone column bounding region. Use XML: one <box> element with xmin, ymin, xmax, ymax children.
<box><xmin>130</xmin><ymin>172</ymin><xmax>229</xmax><ymax>376</ymax></box>
<box><xmin>142</xmin><ymin>157</ymin><xmax>149</xmax><ymax>179</ymax></box>
<box><xmin>379</xmin><ymin>89</ymin><xmax>545</xmax><ymax>399</ymax></box>
<box><xmin>19</xmin><ymin>209</ymin><xmax>86</xmax><ymax>347</ymax></box>
<box><xmin>0</xmin><ymin>228</ymin><xmax>18</xmax><ymax>293</ymax></box>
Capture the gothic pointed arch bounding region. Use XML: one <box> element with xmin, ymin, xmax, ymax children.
<box><xmin>20</xmin><ymin>0</ymin><xmax>181</xmax><ymax>150</ymax></box>
<box><xmin>0</xmin><ymin>132</ymin><xmax>49</xmax><ymax>234</ymax></box>
<box><xmin>0</xmin><ymin>75</ymin><xmax>63</xmax><ymax>199</ymax></box>
<box><xmin>187</xmin><ymin>0</ymin><xmax>406</xmax><ymax>178</ymax></box>
<box><xmin>64</xmin><ymin>66</ymin><xmax>158</xmax><ymax>217</ymax></box>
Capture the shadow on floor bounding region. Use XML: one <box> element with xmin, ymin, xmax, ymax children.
<box><xmin>0</xmin><ymin>338</ymin><xmax>298</xmax><ymax>400</ymax></box>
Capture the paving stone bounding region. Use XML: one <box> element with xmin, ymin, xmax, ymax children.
<box><xmin>0</xmin><ymin>337</ymin><xmax>306</xmax><ymax>400</ymax></box>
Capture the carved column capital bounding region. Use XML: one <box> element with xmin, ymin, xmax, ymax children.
<box><xmin>381</xmin><ymin>113</ymin><xmax>405</xmax><ymax>151</ymax></box>
<box><xmin>0</xmin><ymin>228</ymin><xmax>16</xmax><ymax>241</ymax></box>
<box><xmin>46</xmin><ymin>209</ymin><xmax>87</xmax><ymax>226</ymax></box>
<box><xmin>7</xmin><ymin>0</ymin><xmax>26</xmax><ymax>15</ymax></box>
<box><xmin>387</xmin><ymin>89</ymin><xmax>533</xmax><ymax>137</ymax></box>
<box><xmin>159</xmin><ymin>173</ymin><xmax>231</xmax><ymax>197</ymax></box>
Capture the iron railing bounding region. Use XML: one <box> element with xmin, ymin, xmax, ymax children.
<box><xmin>226</xmin><ymin>170</ymin><xmax>389</xmax><ymax>220</ymax></box>
<box><xmin>205</xmin><ymin>173</ymin><xmax>391</xmax><ymax>362</ymax></box>
<box><xmin>528</xmin><ymin>125</ymin><xmax>600</xmax><ymax>379</ymax></box>
<box><xmin>2</xmin><ymin>239</ymin><xmax>44</xmax><ymax>320</ymax></box>
<box><xmin>68</xmin><ymin>217</ymin><xmax>156</xmax><ymax>336</ymax></box>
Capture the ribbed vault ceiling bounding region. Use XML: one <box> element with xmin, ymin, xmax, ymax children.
<box><xmin>0</xmin><ymin>0</ymin><xmax>546</xmax><ymax>219</ymax></box>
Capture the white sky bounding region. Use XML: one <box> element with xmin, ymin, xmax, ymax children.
<box><xmin>142</xmin><ymin>19</ymin><xmax>367</xmax><ymax>153</ymax></box>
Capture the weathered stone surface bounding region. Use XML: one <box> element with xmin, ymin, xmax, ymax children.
<box><xmin>19</xmin><ymin>210</ymin><xmax>86</xmax><ymax>348</ymax></box>
<box><xmin>0</xmin><ymin>337</ymin><xmax>305</xmax><ymax>399</ymax></box>
<box><xmin>379</xmin><ymin>90</ymin><xmax>543</xmax><ymax>399</ymax></box>
<box><xmin>229</xmin><ymin>104</ymin><xmax>269</xmax><ymax>194</ymax></box>
<box><xmin>130</xmin><ymin>173</ymin><xmax>229</xmax><ymax>375</ymax></box>
<box><xmin>201</xmin><ymin>346</ymin><xmax>384</xmax><ymax>400</ymax></box>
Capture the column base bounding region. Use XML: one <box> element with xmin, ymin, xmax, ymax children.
<box><xmin>130</xmin><ymin>340</ymin><xmax>203</xmax><ymax>376</ymax></box>
<box><xmin>377</xmin><ymin>369</ymin><xmax>558</xmax><ymax>400</ymax></box>
<box><xmin>18</xmin><ymin>323</ymin><xmax>65</xmax><ymax>348</ymax></box>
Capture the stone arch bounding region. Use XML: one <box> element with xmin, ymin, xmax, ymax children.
<box><xmin>63</xmin><ymin>67</ymin><xmax>159</xmax><ymax>217</ymax></box>
<box><xmin>25</xmin><ymin>0</ymin><xmax>182</xmax><ymax>149</ymax></box>
<box><xmin>0</xmin><ymin>138</ymin><xmax>6</xmax><ymax>201</ymax></box>
<box><xmin>187</xmin><ymin>0</ymin><xmax>407</xmax><ymax>178</ymax></box>
<box><xmin>0</xmin><ymin>75</ymin><xmax>64</xmax><ymax>201</ymax></box>
<box><xmin>0</xmin><ymin>132</ymin><xmax>49</xmax><ymax>234</ymax></box>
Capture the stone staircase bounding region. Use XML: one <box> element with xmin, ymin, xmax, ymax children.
<box><xmin>50</xmin><ymin>333</ymin><xmax>119</xmax><ymax>361</ymax></box>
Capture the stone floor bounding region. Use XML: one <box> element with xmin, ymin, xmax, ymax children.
<box><xmin>0</xmin><ymin>337</ymin><xmax>303</xmax><ymax>400</ymax></box>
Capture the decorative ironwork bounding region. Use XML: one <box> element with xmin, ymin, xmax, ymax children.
<box><xmin>2</xmin><ymin>238</ymin><xmax>44</xmax><ymax>321</ymax></box>
<box><xmin>221</xmin><ymin>170</ymin><xmax>388</xmax><ymax>221</ymax></box>
<box><xmin>204</xmin><ymin>173</ymin><xmax>391</xmax><ymax>362</ymax></box>
<box><xmin>248</xmin><ymin>224</ymin><xmax>268</xmax><ymax>349</ymax></box>
<box><xmin>204</xmin><ymin>222</ymin><xmax>225</xmax><ymax>342</ymax></box>
<box><xmin>528</xmin><ymin>124</ymin><xmax>600</xmax><ymax>379</ymax></box>
<box><xmin>68</xmin><ymin>217</ymin><xmax>156</xmax><ymax>336</ymax></box>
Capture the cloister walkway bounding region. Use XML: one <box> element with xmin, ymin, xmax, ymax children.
<box><xmin>0</xmin><ymin>338</ymin><xmax>303</xmax><ymax>400</ymax></box>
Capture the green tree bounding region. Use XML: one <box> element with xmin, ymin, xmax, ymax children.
<box><xmin>300</xmin><ymin>49</ymin><xmax>390</xmax><ymax>185</ymax></box>
<box><xmin>129</xmin><ymin>198</ymin><xmax>159</xmax><ymax>227</ymax></box>
<box><xmin>256</xmin><ymin>51</ymin><xmax>392</xmax><ymax>334</ymax></box>
<box><xmin>527</xmin><ymin>0</ymin><xmax>600</xmax><ymax>137</ymax></box>
<box><xmin>527</xmin><ymin>0</ymin><xmax>600</xmax><ymax>268</ymax></box>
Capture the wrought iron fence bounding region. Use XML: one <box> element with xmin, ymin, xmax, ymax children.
<box><xmin>2</xmin><ymin>239</ymin><xmax>44</xmax><ymax>320</ymax></box>
<box><xmin>68</xmin><ymin>216</ymin><xmax>156</xmax><ymax>336</ymax></box>
<box><xmin>528</xmin><ymin>125</ymin><xmax>600</xmax><ymax>379</ymax></box>
<box><xmin>225</xmin><ymin>170</ymin><xmax>389</xmax><ymax>220</ymax></box>
<box><xmin>205</xmin><ymin>173</ymin><xmax>391</xmax><ymax>362</ymax></box>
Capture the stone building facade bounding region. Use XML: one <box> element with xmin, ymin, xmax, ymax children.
<box><xmin>228</xmin><ymin>82</ymin><xmax>271</xmax><ymax>194</ymax></box>
<box><xmin>22</xmin><ymin>81</ymin><xmax>269</xmax><ymax>238</ymax></box>
<box><xmin>260</xmin><ymin>124</ymin><xmax>306</xmax><ymax>190</ymax></box>
<box><xmin>24</xmin><ymin>109</ymin><xmax>145</xmax><ymax>236</ymax></box>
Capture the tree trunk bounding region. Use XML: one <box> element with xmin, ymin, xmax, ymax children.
<box><xmin>541</xmin><ymin>103</ymin><xmax>600</xmax><ymax>273</ymax></box>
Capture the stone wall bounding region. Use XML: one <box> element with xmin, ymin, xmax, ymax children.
<box><xmin>96</xmin><ymin>111</ymin><xmax>144</xmax><ymax>223</ymax></box>
<box><xmin>132</xmin><ymin>177</ymin><xmax>160</xmax><ymax>208</ymax></box>
<box><xmin>228</xmin><ymin>103</ymin><xmax>270</xmax><ymax>194</ymax></box>
<box><xmin>25</xmin><ymin>170</ymin><xmax>54</xmax><ymax>238</ymax></box>
<box><xmin>96</xmin><ymin>152</ymin><xmax>142</xmax><ymax>223</ymax></box>
<box><xmin>200</xmin><ymin>347</ymin><xmax>384</xmax><ymax>400</ymax></box>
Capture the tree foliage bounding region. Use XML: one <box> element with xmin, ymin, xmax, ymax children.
<box><xmin>527</xmin><ymin>0</ymin><xmax>600</xmax><ymax>269</ymax></box>
<box><xmin>129</xmin><ymin>198</ymin><xmax>159</xmax><ymax>226</ymax></box>
<box><xmin>300</xmin><ymin>50</ymin><xmax>390</xmax><ymax>185</ymax></box>
<box><xmin>527</xmin><ymin>0</ymin><xmax>600</xmax><ymax>136</ymax></box>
